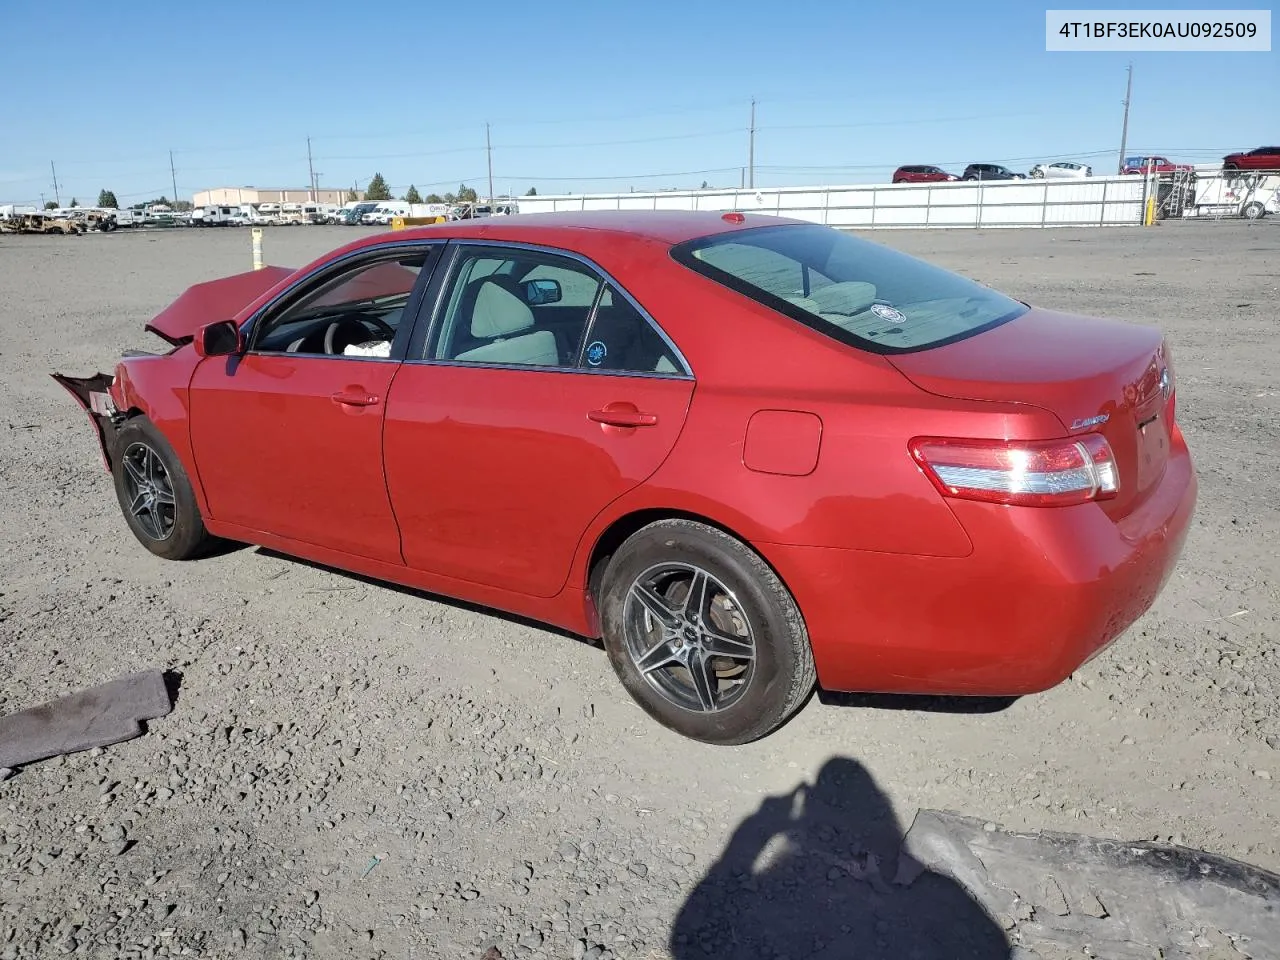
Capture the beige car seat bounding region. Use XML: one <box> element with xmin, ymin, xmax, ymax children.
<box><xmin>453</xmin><ymin>281</ymin><xmax>559</xmax><ymax>366</ymax></box>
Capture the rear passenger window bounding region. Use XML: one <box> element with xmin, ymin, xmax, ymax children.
<box><xmin>580</xmin><ymin>286</ymin><xmax>683</xmax><ymax>375</ymax></box>
<box><xmin>432</xmin><ymin>248</ymin><xmax>602</xmax><ymax>367</ymax></box>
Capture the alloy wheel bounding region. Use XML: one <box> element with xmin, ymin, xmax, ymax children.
<box><xmin>120</xmin><ymin>441</ymin><xmax>177</xmax><ymax>541</ymax></box>
<box><xmin>621</xmin><ymin>562</ymin><xmax>756</xmax><ymax>713</ymax></box>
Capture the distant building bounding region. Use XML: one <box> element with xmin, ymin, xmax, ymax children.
<box><xmin>193</xmin><ymin>187</ymin><xmax>359</xmax><ymax>207</ymax></box>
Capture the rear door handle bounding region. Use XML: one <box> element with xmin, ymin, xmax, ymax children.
<box><xmin>331</xmin><ymin>388</ymin><xmax>380</xmax><ymax>407</ymax></box>
<box><xmin>588</xmin><ymin>407</ymin><xmax>659</xmax><ymax>428</ymax></box>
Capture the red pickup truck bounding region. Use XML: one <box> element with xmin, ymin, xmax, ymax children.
<box><xmin>1121</xmin><ymin>156</ymin><xmax>1195</xmax><ymax>175</ymax></box>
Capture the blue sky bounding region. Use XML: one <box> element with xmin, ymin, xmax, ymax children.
<box><xmin>1</xmin><ymin>0</ymin><xmax>1274</xmax><ymax>205</ymax></box>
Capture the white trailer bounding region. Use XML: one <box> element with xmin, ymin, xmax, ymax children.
<box><xmin>0</xmin><ymin>204</ymin><xmax>39</xmax><ymax>220</ymax></box>
<box><xmin>1181</xmin><ymin>170</ymin><xmax>1279</xmax><ymax>220</ymax></box>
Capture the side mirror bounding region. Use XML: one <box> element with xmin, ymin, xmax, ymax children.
<box><xmin>194</xmin><ymin>320</ymin><xmax>242</xmax><ymax>358</ymax></box>
<box><xmin>524</xmin><ymin>278</ymin><xmax>562</xmax><ymax>306</ymax></box>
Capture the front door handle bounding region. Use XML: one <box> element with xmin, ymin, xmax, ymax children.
<box><xmin>588</xmin><ymin>406</ymin><xmax>658</xmax><ymax>428</ymax></box>
<box><xmin>331</xmin><ymin>387</ymin><xmax>380</xmax><ymax>407</ymax></box>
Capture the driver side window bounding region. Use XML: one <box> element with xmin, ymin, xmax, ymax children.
<box><xmin>253</xmin><ymin>250</ymin><xmax>429</xmax><ymax>357</ymax></box>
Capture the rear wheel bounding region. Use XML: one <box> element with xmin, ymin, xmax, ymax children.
<box><xmin>598</xmin><ymin>520</ymin><xmax>816</xmax><ymax>745</ymax></box>
<box><xmin>111</xmin><ymin>417</ymin><xmax>213</xmax><ymax>560</ymax></box>
<box><xmin>1242</xmin><ymin>201</ymin><xmax>1266</xmax><ymax>221</ymax></box>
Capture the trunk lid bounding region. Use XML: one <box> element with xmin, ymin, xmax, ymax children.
<box><xmin>888</xmin><ymin>307</ymin><xmax>1173</xmax><ymax>517</ymax></box>
<box><xmin>145</xmin><ymin>265</ymin><xmax>294</xmax><ymax>345</ymax></box>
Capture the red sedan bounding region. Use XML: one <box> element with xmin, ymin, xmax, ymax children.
<box><xmin>55</xmin><ymin>211</ymin><xmax>1196</xmax><ymax>744</ymax></box>
<box><xmin>891</xmin><ymin>165</ymin><xmax>959</xmax><ymax>183</ymax></box>
<box><xmin>1222</xmin><ymin>146</ymin><xmax>1280</xmax><ymax>171</ymax></box>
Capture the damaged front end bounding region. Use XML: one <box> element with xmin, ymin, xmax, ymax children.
<box><xmin>51</xmin><ymin>371</ymin><xmax>126</xmax><ymax>472</ymax></box>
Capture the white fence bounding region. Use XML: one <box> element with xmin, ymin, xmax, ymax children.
<box><xmin>517</xmin><ymin>176</ymin><xmax>1149</xmax><ymax>230</ymax></box>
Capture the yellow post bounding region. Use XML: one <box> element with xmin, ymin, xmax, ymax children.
<box><xmin>1144</xmin><ymin>195</ymin><xmax>1156</xmax><ymax>226</ymax></box>
<box><xmin>390</xmin><ymin>216</ymin><xmax>405</xmax><ymax>231</ymax></box>
<box><xmin>251</xmin><ymin>227</ymin><xmax>264</xmax><ymax>270</ymax></box>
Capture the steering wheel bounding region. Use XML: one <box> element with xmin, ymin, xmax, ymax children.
<box><xmin>323</xmin><ymin>314</ymin><xmax>396</xmax><ymax>355</ymax></box>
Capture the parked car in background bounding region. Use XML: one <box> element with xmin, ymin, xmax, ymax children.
<box><xmin>53</xmin><ymin>210</ymin><xmax>1196</xmax><ymax>745</ymax></box>
<box><xmin>892</xmin><ymin>165</ymin><xmax>958</xmax><ymax>183</ymax></box>
<box><xmin>961</xmin><ymin>164</ymin><xmax>1025</xmax><ymax>181</ymax></box>
<box><xmin>1030</xmin><ymin>161</ymin><xmax>1092</xmax><ymax>179</ymax></box>
<box><xmin>1222</xmin><ymin>146</ymin><xmax>1280</xmax><ymax>171</ymax></box>
<box><xmin>1121</xmin><ymin>156</ymin><xmax>1195</xmax><ymax>175</ymax></box>
<box><xmin>340</xmin><ymin>202</ymin><xmax>380</xmax><ymax>224</ymax></box>
<box><xmin>363</xmin><ymin>201</ymin><xmax>412</xmax><ymax>225</ymax></box>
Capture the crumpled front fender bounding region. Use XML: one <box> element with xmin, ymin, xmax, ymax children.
<box><xmin>50</xmin><ymin>372</ymin><xmax>122</xmax><ymax>472</ymax></box>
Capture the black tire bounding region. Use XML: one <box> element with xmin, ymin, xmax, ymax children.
<box><xmin>598</xmin><ymin>519</ymin><xmax>816</xmax><ymax>745</ymax></box>
<box><xmin>1242</xmin><ymin>201</ymin><xmax>1266</xmax><ymax>221</ymax></box>
<box><xmin>111</xmin><ymin>417</ymin><xmax>213</xmax><ymax>560</ymax></box>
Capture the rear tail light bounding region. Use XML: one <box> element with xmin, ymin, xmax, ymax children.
<box><xmin>910</xmin><ymin>435</ymin><xmax>1119</xmax><ymax>507</ymax></box>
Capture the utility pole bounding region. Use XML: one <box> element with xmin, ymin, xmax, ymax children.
<box><xmin>486</xmin><ymin>122</ymin><xmax>494</xmax><ymax>202</ymax></box>
<box><xmin>307</xmin><ymin>137</ymin><xmax>317</xmax><ymax>201</ymax></box>
<box><xmin>169</xmin><ymin>150</ymin><xmax>178</xmax><ymax>206</ymax></box>
<box><xmin>50</xmin><ymin>161</ymin><xmax>60</xmax><ymax>206</ymax></box>
<box><xmin>1117</xmin><ymin>62</ymin><xmax>1133</xmax><ymax>175</ymax></box>
<box><xmin>747</xmin><ymin>99</ymin><xmax>756</xmax><ymax>189</ymax></box>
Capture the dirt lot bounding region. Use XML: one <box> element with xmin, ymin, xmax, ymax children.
<box><xmin>1</xmin><ymin>219</ymin><xmax>1277</xmax><ymax>959</ymax></box>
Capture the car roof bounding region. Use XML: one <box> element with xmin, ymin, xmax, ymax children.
<box><xmin>370</xmin><ymin>209</ymin><xmax>809</xmax><ymax>248</ymax></box>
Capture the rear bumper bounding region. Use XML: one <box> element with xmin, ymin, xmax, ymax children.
<box><xmin>764</xmin><ymin>441</ymin><xmax>1197</xmax><ymax>696</ymax></box>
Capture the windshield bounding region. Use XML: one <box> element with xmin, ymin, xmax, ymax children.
<box><xmin>671</xmin><ymin>223</ymin><xmax>1027</xmax><ymax>354</ymax></box>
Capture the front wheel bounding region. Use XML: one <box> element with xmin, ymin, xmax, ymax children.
<box><xmin>1242</xmin><ymin>201</ymin><xmax>1266</xmax><ymax>221</ymax></box>
<box><xmin>111</xmin><ymin>417</ymin><xmax>214</xmax><ymax>560</ymax></box>
<box><xmin>598</xmin><ymin>520</ymin><xmax>816</xmax><ymax>745</ymax></box>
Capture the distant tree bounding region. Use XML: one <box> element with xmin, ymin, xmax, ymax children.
<box><xmin>97</xmin><ymin>189</ymin><xmax>119</xmax><ymax>208</ymax></box>
<box><xmin>404</xmin><ymin>184</ymin><xmax>423</xmax><ymax>204</ymax></box>
<box><xmin>525</xmin><ymin>186</ymin><xmax>538</xmax><ymax>196</ymax></box>
<box><xmin>346</xmin><ymin>188</ymin><xmax>359</xmax><ymax>202</ymax></box>
<box><xmin>425</xmin><ymin>193</ymin><xmax>443</xmax><ymax>204</ymax></box>
<box><xmin>171</xmin><ymin>200</ymin><xmax>192</xmax><ymax>211</ymax></box>
<box><xmin>700</xmin><ymin>181</ymin><xmax>709</xmax><ymax>189</ymax></box>
<box><xmin>365</xmin><ymin>173</ymin><xmax>392</xmax><ymax>201</ymax></box>
<box><xmin>454</xmin><ymin>183</ymin><xmax>478</xmax><ymax>203</ymax></box>
<box><xmin>69</xmin><ymin>197</ymin><xmax>79</xmax><ymax>207</ymax></box>
<box><xmin>43</xmin><ymin>200</ymin><xmax>58</xmax><ymax>210</ymax></box>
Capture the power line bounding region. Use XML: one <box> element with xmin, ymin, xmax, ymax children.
<box><xmin>759</xmin><ymin>111</ymin><xmax>1045</xmax><ymax>132</ymax></box>
<box><xmin>501</xmin><ymin>166</ymin><xmax>742</xmax><ymax>182</ymax></box>
<box><xmin>497</xmin><ymin>129</ymin><xmax>742</xmax><ymax>150</ymax></box>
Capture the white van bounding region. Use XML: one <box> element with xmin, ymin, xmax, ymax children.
<box><xmin>363</xmin><ymin>201</ymin><xmax>410</xmax><ymax>225</ymax></box>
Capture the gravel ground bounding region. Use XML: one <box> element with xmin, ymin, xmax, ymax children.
<box><xmin>1</xmin><ymin>219</ymin><xmax>1277</xmax><ymax>959</ymax></box>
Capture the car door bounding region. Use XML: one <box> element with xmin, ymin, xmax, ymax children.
<box><xmin>383</xmin><ymin>242</ymin><xmax>695</xmax><ymax>599</ymax></box>
<box><xmin>188</xmin><ymin>243</ymin><xmax>441</xmax><ymax>563</ymax></box>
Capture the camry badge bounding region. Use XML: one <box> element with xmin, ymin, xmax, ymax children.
<box><xmin>1070</xmin><ymin>413</ymin><xmax>1110</xmax><ymax>430</ymax></box>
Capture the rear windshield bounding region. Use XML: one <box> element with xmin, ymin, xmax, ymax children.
<box><xmin>671</xmin><ymin>223</ymin><xmax>1027</xmax><ymax>354</ymax></box>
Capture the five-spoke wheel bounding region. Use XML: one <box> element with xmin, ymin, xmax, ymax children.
<box><xmin>111</xmin><ymin>417</ymin><xmax>214</xmax><ymax>560</ymax></box>
<box><xmin>600</xmin><ymin>519</ymin><xmax>816</xmax><ymax>745</ymax></box>
<box><xmin>119</xmin><ymin>441</ymin><xmax>177</xmax><ymax>541</ymax></box>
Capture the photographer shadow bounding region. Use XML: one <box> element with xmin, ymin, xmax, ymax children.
<box><xmin>669</xmin><ymin>757</ymin><xmax>1010</xmax><ymax>960</ymax></box>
